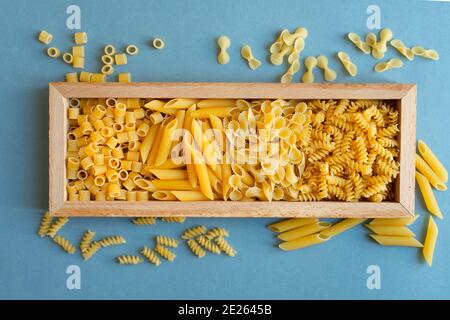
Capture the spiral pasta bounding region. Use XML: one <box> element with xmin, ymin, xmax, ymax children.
<box><xmin>155</xmin><ymin>235</ymin><xmax>179</xmax><ymax>248</ymax></box>
<box><xmin>38</xmin><ymin>212</ymin><xmax>53</xmax><ymax>237</ymax></box>
<box><xmin>53</xmin><ymin>235</ymin><xmax>76</xmax><ymax>254</ymax></box>
<box><xmin>80</xmin><ymin>230</ymin><xmax>96</xmax><ymax>252</ymax></box>
<box><xmin>47</xmin><ymin>217</ymin><xmax>69</xmax><ymax>238</ymax></box>
<box><xmin>117</xmin><ymin>255</ymin><xmax>144</xmax><ymax>265</ymax></box>
<box><xmin>132</xmin><ymin>217</ymin><xmax>157</xmax><ymax>225</ymax></box>
<box><xmin>205</xmin><ymin>227</ymin><xmax>229</xmax><ymax>239</ymax></box>
<box><xmin>154</xmin><ymin>244</ymin><xmax>176</xmax><ymax>261</ymax></box>
<box><xmin>97</xmin><ymin>236</ymin><xmax>126</xmax><ymax>248</ymax></box>
<box><xmin>196</xmin><ymin>235</ymin><xmax>221</xmax><ymax>254</ymax></box>
<box><xmin>161</xmin><ymin>217</ymin><xmax>186</xmax><ymax>223</ymax></box>
<box><xmin>82</xmin><ymin>242</ymin><xmax>102</xmax><ymax>261</ymax></box>
<box><xmin>181</xmin><ymin>226</ymin><xmax>207</xmax><ymax>240</ymax></box>
<box><xmin>214</xmin><ymin>237</ymin><xmax>237</xmax><ymax>257</ymax></box>
<box><xmin>141</xmin><ymin>246</ymin><xmax>161</xmax><ymax>266</ymax></box>
<box><xmin>187</xmin><ymin>239</ymin><xmax>206</xmax><ymax>258</ymax></box>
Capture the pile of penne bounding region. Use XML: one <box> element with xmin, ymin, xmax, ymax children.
<box><xmin>65</xmin><ymin>98</ymin><xmax>401</xmax><ymax>203</ymax></box>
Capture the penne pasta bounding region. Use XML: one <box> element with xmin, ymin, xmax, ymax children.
<box><xmin>365</xmin><ymin>225</ymin><xmax>415</xmax><ymax>237</ymax></box>
<box><xmin>278</xmin><ymin>221</ymin><xmax>331</xmax><ymax>241</ymax></box>
<box><xmin>416</xmin><ymin>154</ymin><xmax>446</xmax><ymax>191</ymax></box>
<box><xmin>418</xmin><ymin>140</ymin><xmax>448</xmax><ymax>182</ymax></box>
<box><xmin>369</xmin><ymin>215</ymin><xmax>419</xmax><ymax>226</ymax></box>
<box><xmin>320</xmin><ymin>218</ymin><xmax>366</xmax><ymax>237</ymax></box>
<box><xmin>268</xmin><ymin>218</ymin><xmax>318</xmax><ymax>233</ymax></box>
<box><xmin>164</xmin><ymin>99</ymin><xmax>198</xmax><ymax>110</ymax></box>
<box><xmin>416</xmin><ymin>171</ymin><xmax>443</xmax><ymax>219</ymax></box>
<box><xmin>151</xmin><ymin>180</ymin><xmax>198</xmax><ymax>191</ymax></box>
<box><xmin>152</xmin><ymin>191</ymin><xmax>178</xmax><ymax>201</ymax></box>
<box><xmin>171</xmin><ymin>191</ymin><xmax>210</xmax><ymax>201</ymax></box>
<box><xmin>370</xmin><ymin>234</ymin><xmax>423</xmax><ymax>247</ymax></box>
<box><xmin>148</xmin><ymin>169</ymin><xmax>188</xmax><ymax>180</ymax></box>
<box><xmin>187</xmin><ymin>143</ymin><xmax>214</xmax><ymax>200</ymax></box>
<box><xmin>144</xmin><ymin>100</ymin><xmax>177</xmax><ymax>115</ymax></box>
<box><xmin>423</xmin><ymin>216</ymin><xmax>438</xmax><ymax>267</ymax></box>
<box><xmin>198</xmin><ymin>99</ymin><xmax>236</xmax><ymax>108</ymax></box>
<box><xmin>191</xmin><ymin>107</ymin><xmax>233</xmax><ymax>119</ymax></box>
<box><xmin>279</xmin><ymin>233</ymin><xmax>330</xmax><ymax>251</ymax></box>
<box><xmin>154</xmin><ymin>118</ymin><xmax>178</xmax><ymax>166</ymax></box>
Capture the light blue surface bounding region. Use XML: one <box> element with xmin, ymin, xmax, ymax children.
<box><xmin>0</xmin><ymin>0</ymin><xmax>449</xmax><ymax>299</ymax></box>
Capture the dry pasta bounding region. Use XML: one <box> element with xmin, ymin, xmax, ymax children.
<box><xmin>423</xmin><ymin>216</ymin><xmax>438</xmax><ymax>267</ymax></box>
<box><xmin>217</xmin><ymin>36</ymin><xmax>230</xmax><ymax>64</ymax></box>
<box><xmin>278</xmin><ymin>221</ymin><xmax>331</xmax><ymax>241</ymax></box>
<box><xmin>302</xmin><ymin>56</ymin><xmax>317</xmax><ymax>83</ymax></box>
<box><xmin>47</xmin><ymin>217</ymin><xmax>69</xmax><ymax>238</ymax></box>
<box><xmin>347</xmin><ymin>33</ymin><xmax>371</xmax><ymax>54</ymax></box>
<box><xmin>411</xmin><ymin>46</ymin><xmax>439</xmax><ymax>60</ymax></box>
<box><xmin>369</xmin><ymin>234</ymin><xmax>423</xmax><ymax>247</ymax></box>
<box><xmin>369</xmin><ymin>215</ymin><xmax>419</xmax><ymax>226</ymax></box>
<box><xmin>187</xmin><ymin>239</ymin><xmax>206</xmax><ymax>258</ymax></box>
<box><xmin>279</xmin><ymin>233</ymin><xmax>330</xmax><ymax>251</ymax></box>
<box><xmin>320</xmin><ymin>218</ymin><xmax>366</xmax><ymax>237</ymax></box>
<box><xmin>416</xmin><ymin>154</ymin><xmax>447</xmax><ymax>191</ymax></box>
<box><xmin>126</xmin><ymin>45</ymin><xmax>139</xmax><ymax>55</ymax></box>
<box><xmin>141</xmin><ymin>246</ymin><xmax>161</xmax><ymax>266</ymax></box>
<box><xmin>114</xmin><ymin>53</ymin><xmax>127</xmax><ymax>66</ymax></box>
<box><xmin>47</xmin><ymin>47</ymin><xmax>60</xmax><ymax>58</ymax></box>
<box><xmin>182</xmin><ymin>226</ymin><xmax>207</xmax><ymax>240</ymax></box>
<box><xmin>132</xmin><ymin>217</ymin><xmax>157</xmax><ymax>225</ymax></box>
<box><xmin>152</xmin><ymin>38</ymin><xmax>165</xmax><ymax>50</ymax></box>
<box><xmin>416</xmin><ymin>171</ymin><xmax>443</xmax><ymax>219</ymax></box>
<box><xmin>368</xmin><ymin>28</ymin><xmax>393</xmax><ymax>59</ymax></box>
<box><xmin>268</xmin><ymin>218</ymin><xmax>318</xmax><ymax>233</ymax></box>
<box><xmin>74</xmin><ymin>32</ymin><xmax>88</xmax><ymax>45</ymax></box>
<box><xmin>97</xmin><ymin>235</ymin><xmax>126</xmax><ymax>248</ymax></box>
<box><xmin>63</xmin><ymin>53</ymin><xmax>74</xmax><ymax>64</ymax></box>
<box><xmin>38</xmin><ymin>211</ymin><xmax>53</xmax><ymax>237</ymax></box>
<box><xmin>214</xmin><ymin>237</ymin><xmax>237</xmax><ymax>256</ymax></box>
<box><xmin>154</xmin><ymin>244</ymin><xmax>176</xmax><ymax>261</ymax></box>
<box><xmin>82</xmin><ymin>242</ymin><xmax>102</xmax><ymax>261</ymax></box>
<box><xmin>117</xmin><ymin>255</ymin><xmax>144</xmax><ymax>265</ymax></box>
<box><xmin>161</xmin><ymin>217</ymin><xmax>186</xmax><ymax>223</ymax></box>
<box><xmin>38</xmin><ymin>30</ymin><xmax>53</xmax><ymax>44</ymax></box>
<box><xmin>418</xmin><ymin>140</ymin><xmax>448</xmax><ymax>182</ymax></box>
<box><xmin>155</xmin><ymin>235</ymin><xmax>179</xmax><ymax>248</ymax></box>
<box><xmin>196</xmin><ymin>235</ymin><xmax>221</xmax><ymax>254</ymax></box>
<box><xmin>241</xmin><ymin>45</ymin><xmax>261</xmax><ymax>70</ymax></box>
<box><xmin>80</xmin><ymin>230</ymin><xmax>96</xmax><ymax>252</ymax></box>
<box><xmin>390</xmin><ymin>39</ymin><xmax>414</xmax><ymax>61</ymax></box>
<box><xmin>374</xmin><ymin>58</ymin><xmax>403</xmax><ymax>73</ymax></box>
<box><xmin>53</xmin><ymin>235</ymin><xmax>76</xmax><ymax>254</ymax></box>
<box><xmin>337</xmin><ymin>51</ymin><xmax>357</xmax><ymax>77</ymax></box>
<box><xmin>365</xmin><ymin>225</ymin><xmax>415</xmax><ymax>237</ymax></box>
<box><xmin>316</xmin><ymin>56</ymin><xmax>337</xmax><ymax>81</ymax></box>
<box><xmin>205</xmin><ymin>227</ymin><xmax>229</xmax><ymax>239</ymax></box>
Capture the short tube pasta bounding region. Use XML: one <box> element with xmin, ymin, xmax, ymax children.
<box><xmin>416</xmin><ymin>171</ymin><xmax>443</xmax><ymax>219</ymax></box>
<box><xmin>278</xmin><ymin>221</ymin><xmax>332</xmax><ymax>241</ymax></box>
<box><xmin>279</xmin><ymin>233</ymin><xmax>330</xmax><ymax>251</ymax></box>
<box><xmin>418</xmin><ymin>140</ymin><xmax>448</xmax><ymax>183</ymax></box>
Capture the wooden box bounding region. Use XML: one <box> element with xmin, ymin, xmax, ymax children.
<box><xmin>49</xmin><ymin>82</ymin><xmax>416</xmax><ymax>218</ymax></box>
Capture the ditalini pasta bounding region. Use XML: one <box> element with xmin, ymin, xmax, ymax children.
<box><xmin>418</xmin><ymin>140</ymin><xmax>448</xmax><ymax>182</ymax></box>
<box><xmin>104</xmin><ymin>45</ymin><xmax>116</xmax><ymax>56</ymax></box>
<box><xmin>114</xmin><ymin>54</ymin><xmax>127</xmax><ymax>66</ymax></box>
<box><xmin>320</xmin><ymin>218</ymin><xmax>366</xmax><ymax>237</ymax></box>
<box><xmin>416</xmin><ymin>172</ymin><xmax>443</xmax><ymax>219</ymax></box>
<box><xmin>66</xmin><ymin>72</ymin><xmax>78</xmax><ymax>82</ymax></box>
<box><xmin>374</xmin><ymin>58</ymin><xmax>403</xmax><ymax>73</ymax></box>
<box><xmin>279</xmin><ymin>233</ymin><xmax>330</xmax><ymax>251</ymax></box>
<box><xmin>217</xmin><ymin>36</ymin><xmax>231</xmax><ymax>64</ymax></box>
<box><xmin>152</xmin><ymin>38</ymin><xmax>165</xmax><ymax>50</ymax></box>
<box><xmin>63</xmin><ymin>53</ymin><xmax>74</xmax><ymax>64</ymax></box>
<box><xmin>337</xmin><ymin>51</ymin><xmax>357</xmax><ymax>77</ymax></box>
<box><xmin>241</xmin><ymin>45</ymin><xmax>262</xmax><ymax>70</ymax></box>
<box><xmin>369</xmin><ymin>234</ymin><xmax>423</xmax><ymax>247</ymax></box>
<box><xmin>126</xmin><ymin>45</ymin><xmax>139</xmax><ymax>55</ymax></box>
<box><xmin>74</xmin><ymin>32</ymin><xmax>88</xmax><ymax>45</ymax></box>
<box><xmin>38</xmin><ymin>30</ymin><xmax>53</xmax><ymax>45</ymax></box>
<box><xmin>118</xmin><ymin>73</ymin><xmax>131</xmax><ymax>83</ymax></box>
<box><xmin>38</xmin><ymin>212</ymin><xmax>53</xmax><ymax>237</ymax></box>
<box><xmin>47</xmin><ymin>47</ymin><xmax>61</xmax><ymax>58</ymax></box>
<box><xmin>65</xmin><ymin>98</ymin><xmax>401</xmax><ymax>203</ymax></box>
<box><xmin>423</xmin><ymin>216</ymin><xmax>438</xmax><ymax>267</ymax></box>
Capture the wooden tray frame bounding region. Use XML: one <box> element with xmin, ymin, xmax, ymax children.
<box><xmin>49</xmin><ymin>82</ymin><xmax>416</xmax><ymax>218</ymax></box>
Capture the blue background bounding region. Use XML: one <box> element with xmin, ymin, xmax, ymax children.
<box><xmin>0</xmin><ymin>0</ymin><xmax>449</xmax><ymax>299</ymax></box>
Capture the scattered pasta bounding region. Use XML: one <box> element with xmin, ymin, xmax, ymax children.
<box><xmin>104</xmin><ymin>45</ymin><xmax>116</xmax><ymax>56</ymax></box>
<box><xmin>365</xmin><ymin>225</ymin><xmax>415</xmax><ymax>237</ymax></box>
<box><xmin>114</xmin><ymin>53</ymin><xmax>127</xmax><ymax>66</ymax></box>
<box><xmin>368</xmin><ymin>28</ymin><xmax>393</xmax><ymax>59</ymax></box>
<box><xmin>187</xmin><ymin>239</ymin><xmax>206</xmax><ymax>258</ymax></box>
<box><xmin>302</xmin><ymin>56</ymin><xmax>317</xmax><ymax>83</ymax></box>
<box><xmin>205</xmin><ymin>227</ymin><xmax>229</xmax><ymax>239</ymax></box>
<box><xmin>337</xmin><ymin>51</ymin><xmax>357</xmax><ymax>77</ymax></box>
<box><xmin>53</xmin><ymin>235</ymin><xmax>76</xmax><ymax>254</ymax></box>
<box><xmin>196</xmin><ymin>235</ymin><xmax>221</xmax><ymax>254</ymax></box>
<box><xmin>214</xmin><ymin>237</ymin><xmax>237</xmax><ymax>256</ymax></box>
<box><xmin>132</xmin><ymin>217</ymin><xmax>157</xmax><ymax>225</ymax></box>
<box><xmin>101</xmin><ymin>64</ymin><xmax>114</xmax><ymax>75</ymax></box>
<box><xmin>161</xmin><ymin>217</ymin><xmax>186</xmax><ymax>223</ymax></box>
<box><xmin>390</xmin><ymin>39</ymin><xmax>414</xmax><ymax>61</ymax></box>
<box><xmin>38</xmin><ymin>212</ymin><xmax>53</xmax><ymax>237</ymax></box>
<box><xmin>38</xmin><ymin>30</ymin><xmax>53</xmax><ymax>45</ymax></box>
<box><xmin>217</xmin><ymin>36</ymin><xmax>230</xmax><ymax>64</ymax></box>
<box><xmin>240</xmin><ymin>45</ymin><xmax>261</xmax><ymax>70</ymax></box>
<box><xmin>374</xmin><ymin>58</ymin><xmax>403</xmax><ymax>73</ymax></box>
<box><xmin>154</xmin><ymin>244</ymin><xmax>176</xmax><ymax>261</ymax></box>
<box><xmin>47</xmin><ymin>47</ymin><xmax>60</xmax><ymax>58</ymax></box>
<box><xmin>74</xmin><ymin>32</ymin><xmax>88</xmax><ymax>45</ymax></box>
<box><xmin>141</xmin><ymin>246</ymin><xmax>161</xmax><ymax>266</ymax></box>
<box><xmin>411</xmin><ymin>46</ymin><xmax>439</xmax><ymax>60</ymax></box>
<box><xmin>152</xmin><ymin>38</ymin><xmax>165</xmax><ymax>50</ymax></box>
<box><xmin>268</xmin><ymin>218</ymin><xmax>318</xmax><ymax>233</ymax></box>
<box><xmin>66</xmin><ymin>72</ymin><xmax>78</xmax><ymax>82</ymax></box>
<box><xmin>102</xmin><ymin>55</ymin><xmax>114</xmax><ymax>65</ymax></box>
<box><xmin>47</xmin><ymin>217</ymin><xmax>69</xmax><ymax>238</ymax></box>
<box><xmin>423</xmin><ymin>216</ymin><xmax>438</xmax><ymax>267</ymax></box>
<box><xmin>118</xmin><ymin>73</ymin><xmax>131</xmax><ymax>83</ymax></box>
<box><xmin>320</xmin><ymin>218</ymin><xmax>366</xmax><ymax>237</ymax></box>
<box><xmin>416</xmin><ymin>171</ymin><xmax>443</xmax><ymax>219</ymax></box>
<box><xmin>117</xmin><ymin>255</ymin><xmax>144</xmax><ymax>265</ymax></box>
<box><xmin>316</xmin><ymin>55</ymin><xmax>337</xmax><ymax>81</ymax></box>
<box><xmin>80</xmin><ymin>230</ymin><xmax>96</xmax><ymax>252</ymax></box>
<box><xmin>417</xmin><ymin>140</ymin><xmax>448</xmax><ymax>182</ymax></box>
<box><xmin>126</xmin><ymin>45</ymin><xmax>139</xmax><ymax>55</ymax></box>
<box><xmin>97</xmin><ymin>236</ymin><xmax>126</xmax><ymax>248</ymax></box>
<box><xmin>155</xmin><ymin>235</ymin><xmax>179</xmax><ymax>248</ymax></box>
<box><xmin>73</xmin><ymin>56</ymin><xmax>85</xmax><ymax>69</ymax></box>
<box><xmin>181</xmin><ymin>226</ymin><xmax>207</xmax><ymax>240</ymax></box>
<box><xmin>369</xmin><ymin>234</ymin><xmax>423</xmax><ymax>247</ymax></box>
<box><xmin>82</xmin><ymin>242</ymin><xmax>102</xmax><ymax>261</ymax></box>
<box><xmin>347</xmin><ymin>32</ymin><xmax>371</xmax><ymax>54</ymax></box>
<box><xmin>279</xmin><ymin>233</ymin><xmax>330</xmax><ymax>251</ymax></box>
<box><xmin>416</xmin><ymin>154</ymin><xmax>447</xmax><ymax>191</ymax></box>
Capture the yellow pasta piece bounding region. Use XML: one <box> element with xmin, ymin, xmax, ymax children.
<box><xmin>63</xmin><ymin>53</ymin><xmax>74</xmax><ymax>64</ymax></box>
<box><xmin>97</xmin><ymin>236</ymin><xmax>126</xmax><ymax>248</ymax></box>
<box><xmin>337</xmin><ymin>51</ymin><xmax>357</xmax><ymax>77</ymax></box>
<box><xmin>278</xmin><ymin>221</ymin><xmax>331</xmax><ymax>241</ymax></box>
<box><xmin>151</xmin><ymin>180</ymin><xmax>197</xmax><ymax>191</ymax></box>
<box><xmin>156</xmin><ymin>235</ymin><xmax>179</xmax><ymax>248</ymax></box>
<box><xmin>154</xmin><ymin>118</ymin><xmax>178</xmax><ymax>166</ymax></box>
<box><xmin>418</xmin><ymin>140</ymin><xmax>448</xmax><ymax>182</ymax></box>
<box><xmin>374</xmin><ymin>58</ymin><xmax>403</xmax><ymax>73</ymax></box>
<box><xmin>187</xmin><ymin>144</ymin><xmax>214</xmax><ymax>200</ymax></box>
<box><xmin>320</xmin><ymin>218</ymin><xmax>366</xmax><ymax>237</ymax></box>
<box><xmin>316</xmin><ymin>55</ymin><xmax>337</xmax><ymax>81</ymax></box>
<box><xmin>118</xmin><ymin>72</ymin><xmax>131</xmax><ymax>83</ymax></box>
<box><xmin>82</xmin><ymin>242</ymin><xmax>102</xmax><ymax>260</ymax></box>
<box><xmin>205</xmin><ymin>227</ymin><xmax>229</xmax><ymax>239</ymax></box>
<box><xmin>101</xmin><ymin>64</ymin><xmax>114</xmax><ymax>75</ymax></box>
<box><xmin>365</xmin><ymin>225</ymin><xmax>415</xmax><ymax>237</ymax></box>
<box><xmin>347</xmin><ymin>32</ymin><xmax>371</xmax><ymax>54</ymax></box>
<box><xmin>280</xmin><ymin>60</ymin><xmax>300</xmax><ymax>83</ymax></box>
<box><xmin>66</xmin><ymin>72</ymin><xmax>78</xmax><ymax>82</ymax></box>
<box><xmin>104</xmin><ymin>45</ymin><xmax>116</xmax><ymax>56</ymax></box>
<box><xmin>370</xmin><ymin>28</ymin><xmax>393</xmax><ymax>59</ymax></box>
<box><xmin>369</xmin><ymin>215</ymin><xmax>419</xmax><ymax>226</ymax></box>
<box><xmin>74</xmin><ymin>32</ymin><xmax>88</xmax><ymax>45</ymax></box>
<box><xmin>72</xmin><ymin>46</ymin><xmax>85</xmax><ymax>58</ymax></box>
<box><xmin>196</xmin><ymin>235</ymin><xmax>221</xmax><ymax>254</ymax></box>
<box><xmin>423</xmin><ymin>216</ymin><xmax>438</xmax><ymax>267</ymax></box>
<box><xmin>181</xmin><ymin>225</ymin><xmax>207</xmax><ymax>240</ymax></box>
<box><xmin>279</xmin><ymin>233</ymin><xmax>330</xmax><ymax>251</ymax></box>
<box><xmin>102</xmin><ymin>54</ymin><xmax>114</xmax><ymax>65</ymax></box>
<box><xmin>53</xmin><ymin>235</ymin><xmax>76</xmax><ymax>254</ymax></box>
<box><xmin>117</xmin><ymin>255</ymin><xmax>143</xmax><ymax>265</ymax></box>
<box><xmin>91</xmin><ymin>73</ymin><xmax>106</xmax><ymax>83</ymax></box>
<box><xmin>215</xmin><ymin>237</ymin><xmax>237</xmax><ymax>256</ymax></box>
<box><xmin>268</xmin><ymin>218</ymin><xmax>318</xmax><ymax>233</ymax></box>
<box><xmin>152</xmin><ymin>38</ymin><xmax>165</xmax><ymax>50</ymax></box>
<box><xmin>47</xmin><ymin>47</ymin><xmax>60</xmax><ymax>58</ymax></box>
<box><xmin>126</xmin><ymin>45</ymin><xmax>139</xmax><ymax>55</ymax></box>
<box><xmin>152</xmin><ymin>190</ymin><xmax>177</xmax><ymax>200</ymax></box>
<box><xmin>38</xmin><ymin>30</ymin><xmax>53</xmax><ymax>44</ymax></box>
<box><xmin>241</xmin><ymin>45</ymin><xmax>262</xmax><ymax>70</ymax></box>
<box><xmin>187</xmin><ymin>239</ymin><xmax>206</xmax><ymax>258</ymax></box>
<box><xmin>73</xmin><ymin>56</ymin><xmax>85</xmax><ymax>69</ymax></box>
<box><xmin>416</xmin><ymin>154</ymin><xmax>447</xmax><ymax>191</ymax></box>
<box><xmin>141</xmin><ymin>246</ymin><xmax>161</xmax><ymax>266</ymax></box>
<box><xmin>114</xmin><ymin>53</ymin><xmax>127</xmax><ymax>65</ymax></box>
<box><xmin>79</xmin><ymin>230</ymin><xmax>96</xmax><ymax>252</ymax></box>
<box><xmin>38</xmin><ymin>211</ymin><xmax>53</xmax><ymax>237</ymax></box>
<box><xmin>301</xmin><ymin>56</ymin><xmax>317</xmax><ymax>83</ymax></box>
<box><xmin>132</xmin><ymin>217</ymin><xmax>157</xmax><ymax>225</ymax></box>
<box><xmin>411</xmin><ymin>46</ymin><xmax>439</xmax><ymax>60</ymax></box>
<box><xmin>217</xmin><ymin>36</ymin><xmax>231</xmax><ymax>64</ymax></box>
<box><xmin>416</xmin><ymin>171</ymin><xmax>443</xmax><ymax>219</ymax></box>
<box><xmin>191</xmin><ymin>107</ymin><xmax>232</xmax><ymax>119</ymax></box>
<box><xmin>47</xmin><ymin>217</ymin><xmax>69</xmax><ymax>238</ymax></box>
<box><xmin>390</xmin><ymin>39</ymin><xmax>414</xmax><ymax>61</ymax></box>
<box><xmin>198</xmin><ymin>99</ymin><xmax>236</xmax><ymax>108</ymax></box>
<box><xmin>370</xmin><ymin>234</ymin><xmax>423</xmax><ymax>247</ymax></box>
<box><xmin>154</xmin><ymin>244</ymin><xmax>176</xmax><ymax>261</ymax></box>
<box><xmin>161</xmin><ymin>217</ymin><xmax>186</xmax><ymax>223</ymax></box>
<box><xmin>171</xmin><ymin>191</ymin><xmax>209</xmax><ymax>201</ymax></box>
<box><xmin>148</xmin><ymin>169</ymin><xmax>187</xmax><ymax>180</ymax></box>
<box><xmin>164</xmin><ymin>99</ymin><xmax>198</xmax><ymax>110</ymax></box>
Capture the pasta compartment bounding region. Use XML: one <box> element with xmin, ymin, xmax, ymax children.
<box><xmin>49</xmin><ymin>82</ymin><xmax>416</xmax><ymax>218</ymax></box>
